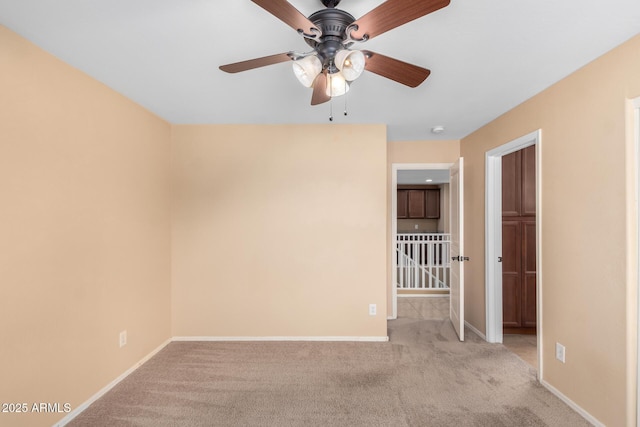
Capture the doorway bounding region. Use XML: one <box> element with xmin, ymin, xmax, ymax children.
<box><xmin>485</xmin><ymin>130</ymin><xmax>542</xmax><ymax>375</ymax></box>
<box><xmin>391</xmin><ymin>163</ymin><xmax>452</xmax><ymax>320</ymax></box>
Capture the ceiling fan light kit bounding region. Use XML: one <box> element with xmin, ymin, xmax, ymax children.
<box><xmin>220</xmin><ymin>0</ymin><xmax>450</xmax><ymax>109</ymax></box>
<box><xmin>292</xmin><ymin>55</ymin><xmax>322</xmax><ymax>87</ymax></box>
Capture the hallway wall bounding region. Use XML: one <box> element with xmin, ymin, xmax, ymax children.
<box><xmin>0</xmin><ymin>26</ymin><xmax>172</xmax><ymax>427</ymax></box>
<box><xmin>461</xmin><ymin>33</ymin><xmax>640</xmax><ymax>426</ymax></box>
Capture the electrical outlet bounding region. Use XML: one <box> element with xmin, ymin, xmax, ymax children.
<box><xmin>369</xmin><ymin>304</ymin><xmax>377</xmax><ymax>316</ymax></box>
<box><xmin>414</xmin><ymin>224</ymin><xmax>419</xmax><ymax>230</ymax></box>
<box><xmin>555</xmin><ymin>342</ymin><xmax>565</xmax><ymax>363</ymax></box>
<box><xmin>119</xmin><ymin>330</ymin><xmax>127</xmax><ymax>348</ymax></box>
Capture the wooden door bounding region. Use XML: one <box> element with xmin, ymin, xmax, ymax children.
<box><xmin>502</xmin><ymin>146</ymin><xmax>536</xmax><ymax>333</ymax></box>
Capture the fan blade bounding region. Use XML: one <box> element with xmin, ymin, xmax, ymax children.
<box><xmin>349</xmin><ymin>0</ymin><xmax>450</xmax><ymax>41</ymax></box>
<box><xmin>252</xmin><ymin>0</ymin><xmax>321</xmax><ymax>39</ymax></box>
<box><xmin>219</xmin><ymin>53</ymin><xmax>293</xmax><ymax>73</ymax></box>
<box><xmin>311</xmin><ymin>73</ymin><xmax>330</xmax><ymax>106</ymax></box>
<box><xmin>363</xmin><ymin>51</ymin><xmax>431</xmax><ymax>88</ymax></box>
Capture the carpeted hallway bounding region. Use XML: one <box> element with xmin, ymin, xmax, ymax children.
<box><xmin>68</xmin><ymin>298</ymin><xmax>588</xmax><ymax>426</ymax></box>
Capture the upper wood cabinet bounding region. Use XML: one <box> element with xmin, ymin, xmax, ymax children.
<box><xmin>397</xmin><ymin>190</ymin><xmax>408</xmax><ymax>218</ymax></box>
<box><xmin>397</xmin><ymin>186</ymin><xmax>440</xmax><ymax>219</ymax></box>
<box><xmin>407</xmin><ymin>190</ymin><xmax>426</xmax><ymax>218</ymax></box>
<box><xmin>425</xmin><ymin>189</ymin><xmax>440</xmax><ymax>219</ymax></box>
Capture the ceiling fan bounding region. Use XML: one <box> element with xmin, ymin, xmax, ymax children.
<box><xmin>219</xmin><ymin>0</ymin><xmax>450</xmax><ymax>106</ymax></box>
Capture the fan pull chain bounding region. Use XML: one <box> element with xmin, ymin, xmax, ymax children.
<box><xmin>329</xmin><ymin>96</ymin><xmax>334</xmax><ymax>122</ymax></box>
<box><xmin>344</xmin><ymin>81</ymin><xmax>348</xmax><ymax>116</ymax></box>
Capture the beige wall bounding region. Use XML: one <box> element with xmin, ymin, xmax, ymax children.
<box><xmin>5</xmin><ymin>16</ymin><xmax>640</xmax><ymax>426</ymax></box>
<box><xmin>0</xmin><ymin>26</ymin><xmax>172</xmax><ymax>427</ymax></box>
<box><xmin>438</xmin><ymin>183</ymin><xmax>450</xmax><ymax>233</ymax></box>
<box><xmin>171</xmin><ymin>124</ymin><xmax>388</xmax><ymax>338</ymax></box>
<box><xmin>387</xmin><ymin>140</ymin><xmax>461</xmax><ymax>316</ymax></box>
<box><xmin>461</xmin><ymin>34</ymin><xmax>640</xmax><ymax>426</ymax></box>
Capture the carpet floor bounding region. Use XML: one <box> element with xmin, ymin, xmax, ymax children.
<box><xmin>68</xmin><ymin>299</ymin><xmax>589</xmax><ymax>426</ymax></box>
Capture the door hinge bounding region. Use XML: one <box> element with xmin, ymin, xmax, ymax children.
<box><xmin>452</xmin><ymin>256</ymin><xmax>470</xmax><ymax>262</ymax></box>
<box><xmin>498</xmin><ymin>256</ymin><xmax>503</xmax><ymax>262</ymax></box>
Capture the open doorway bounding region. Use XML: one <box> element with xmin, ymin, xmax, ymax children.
<box><xmin>485</xmin><ymin>130</ymin><xmax>542</xmax><ymax>376</ymax></box>
<box><xmin>390</xmin><ymin>163</ymin><xmax>453</xmax><ymax>318</ymax></box>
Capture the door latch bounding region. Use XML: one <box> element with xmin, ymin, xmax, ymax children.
<box><xmin>451</xmin><ymin>256</ymin><xmax>470</xmax><ymax>262</ymax></box>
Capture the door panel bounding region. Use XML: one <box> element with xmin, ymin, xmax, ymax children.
<box><xmin>502</xmin><ymin>221</ymin><xmax>522</xmax><ymax>328</ymax></box>
<box><xmin>407</xmin><ymin>190</ymin><xmax>426</xmax><ymax>218</ymax></box>
<box><xmin>449</xmin><ymin>158</ymin><xmax>464</xmax><ymax>341</ymax></box>
<box><xmin>426</xmin><ymin>189</ymin><xmax>440</xmax><ymax>219</ymax></box>
<box><xmin>523</xmin><ymin>274</ymin><xmax>537</xmax><ymax>327</ymax></box>
<box><xmin>397</xmin><ymin>190</ymin><xmax>408</xmax><ymax>218</ymax></box>
<box><xmin>501</xmin><ymin>221</ymin><xmax>521</xmax><ymax>273</ymax></box>
<box><xmin>502</xmin><ymin>275</ymin><xmax>521</xmax><ymax>327</ymax></box>
<box><xmin>522</xmin><ymin>220</ymin><xmax>537</xmax><ymax>327</ymax></box>
<box><xmin>522</xmin><ymin>145</ymin><xmax>536</xmax><ymax>216</ymax></box>
<box><xmin>501</xmin><ymin>151</ymin><xmax>521</xmax><ymax>216</ymax></box>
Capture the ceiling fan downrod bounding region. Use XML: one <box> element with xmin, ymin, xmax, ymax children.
<box><xmin>321</xmin><ymin>0</ymin><xmax>341</xmax><ymax>8</ymax></box>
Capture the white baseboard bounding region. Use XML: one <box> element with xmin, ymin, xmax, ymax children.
<box><xmin>465</xmin><ymin>321</ymin><xmax>486</xmax><ymax>340</ymax></box>
<box><xmin>540</xmin><ymin>379</ymin><xmax>604</xmax><ymax>426</ymax></box>
<box><xmin>172</xmin><ymin>336</ymin><xmax>390</xmax><ymax>342</ymax></box>
<box><xmin>398</xmin><ymin>294</ymin><xmax>449</xmax><ymax>298</ymax></box>
<box><xmin>54</xmin><ymin>338</ymin><xmax>172</xmax><ymax>426</ymax></box>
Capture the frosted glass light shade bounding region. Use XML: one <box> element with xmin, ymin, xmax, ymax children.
<box><xmin>292</xmin><ymin>55</ymin><xmax>322</xmax><ymax>87</ymax></box>
<box><xmin>326</xmin><ymin>72</ymin><xmax>350</xmax><ymax>97</ymax></box>
<box><xmin>335</xmin><ymin>49</ymin><xmax>365</xmax><ymax>81</ymax></box>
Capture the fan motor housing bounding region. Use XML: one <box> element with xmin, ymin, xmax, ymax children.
<box><xmin>305</xmin><ymin>8</ymin><xmax>355</xmax><ymax>61</ymax></box>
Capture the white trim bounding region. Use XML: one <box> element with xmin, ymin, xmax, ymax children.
<box><xmin>632</xmin><ymin>96</ymin><xmax>640</xmax><ymax>427</ymax></box>
<box><xmin>484</xmin><ymin>130</ymin><xmax>542</xmax><ymax>378</ymax></box>
<box><xmin>485</xmin><ymin>153</ymin><xmax>503</xmax><ymax>343</ymax></box>
<box><xmin>172</xmin><ymin>336</ymin><xmax>390</xmax><ymax>342</ymax></box>
<box><xmin>465</xmin><ymin>321</ymin><xmax>486</xmax><ymax>340</ymax></box>
<box><xmin>541</xmin><ymin>380</ymin><xmax>605</xmax><ymax>427</ymax></box>
<box><xmin>54</xmin><ymin>338</ymin><xmax>172</xmax><ymax>426</ymax></box>
<box><xmin>398</xmin><ymin>294</ymin><xmax>449</xmax><ymax>298</ymax></box>
<box><xmin>391</xmin><ymin>163</ymin><xmax>454</xmax><ymax>322</ymax></box>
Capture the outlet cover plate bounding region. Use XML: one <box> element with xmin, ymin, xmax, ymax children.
<box><xmin>555</xmin><ymin>342</ymin><xmax>565</xmax><ymax>363</ymax></box>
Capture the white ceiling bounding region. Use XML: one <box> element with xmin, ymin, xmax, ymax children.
<box><xmin>1</xmin><ymin>0</ymin><xmax>639</xmax><ymax>141</ymax></box>
<box><xmin>398</xmin><ymin>169</ymin><xmax>450</xmax><ymax>185</ymax></box>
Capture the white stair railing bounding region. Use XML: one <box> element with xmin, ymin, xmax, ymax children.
<box><xmin>396</xmin><ymin>233</ymin><xmax>451</xmax><ymax>290</ymax></box>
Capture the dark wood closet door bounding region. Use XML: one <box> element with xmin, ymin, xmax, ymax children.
<box><xmin>501</xmin><ymin>151</ymin><xmax>521</xmax><ymax>217</ymax></box>
<box><xmin>502</xmin><ymin>221</ymin><xmax>522</xmax><ymax>328</ymax></box>
<box><xmin>522</xmin><ymin>220</ymin><xmax>537</xmax><ymax>327</ymax></box>
<box><xmin>502</xmin><ymin>145</ymin><xmax>537</xmax><ymax>333</ymax></box>
<box><xmin>522</xmin><ymin>146</ymin><xmax>536</xmax><ymax>216</ymax></box>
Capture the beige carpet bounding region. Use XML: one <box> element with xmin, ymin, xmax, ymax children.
<box><xmin>68</xmin><ymin>301</ymin><xmax>588</xmax><ymax>426</ymax></box>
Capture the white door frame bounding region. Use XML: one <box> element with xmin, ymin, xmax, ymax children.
<box><xmin>485</xmin><ymin>130</ymin><xmax>542</xmax><ymax>374</ymax></box>
<box><xmin>391</xmin><ymin>163</ymin><xmax>454</xmax><ymax>320</ymax></box>
<box><xmin>632</xmin><ymin>96</ymin><xmax>640</xmax><ymax>427</ymax></box>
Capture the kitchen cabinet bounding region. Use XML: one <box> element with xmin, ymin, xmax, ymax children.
<box><xmin>397</xmin><ymin>190</ymin><xmax>408</xmax><ymax>218</ymax></box>
<box><xmin>397</xmin><ymin>187</ymin><xmax>440</xmax><ymax>219</ymax></box>
<box><xmin>407</xmin><ymin>190</ymin><xmax>426</xmax><ymax>218</ymax></box>
<box><xmin>425</xmin><ymin>189</ymin><xmax>440</xmax><ymax>219</ymax></box>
